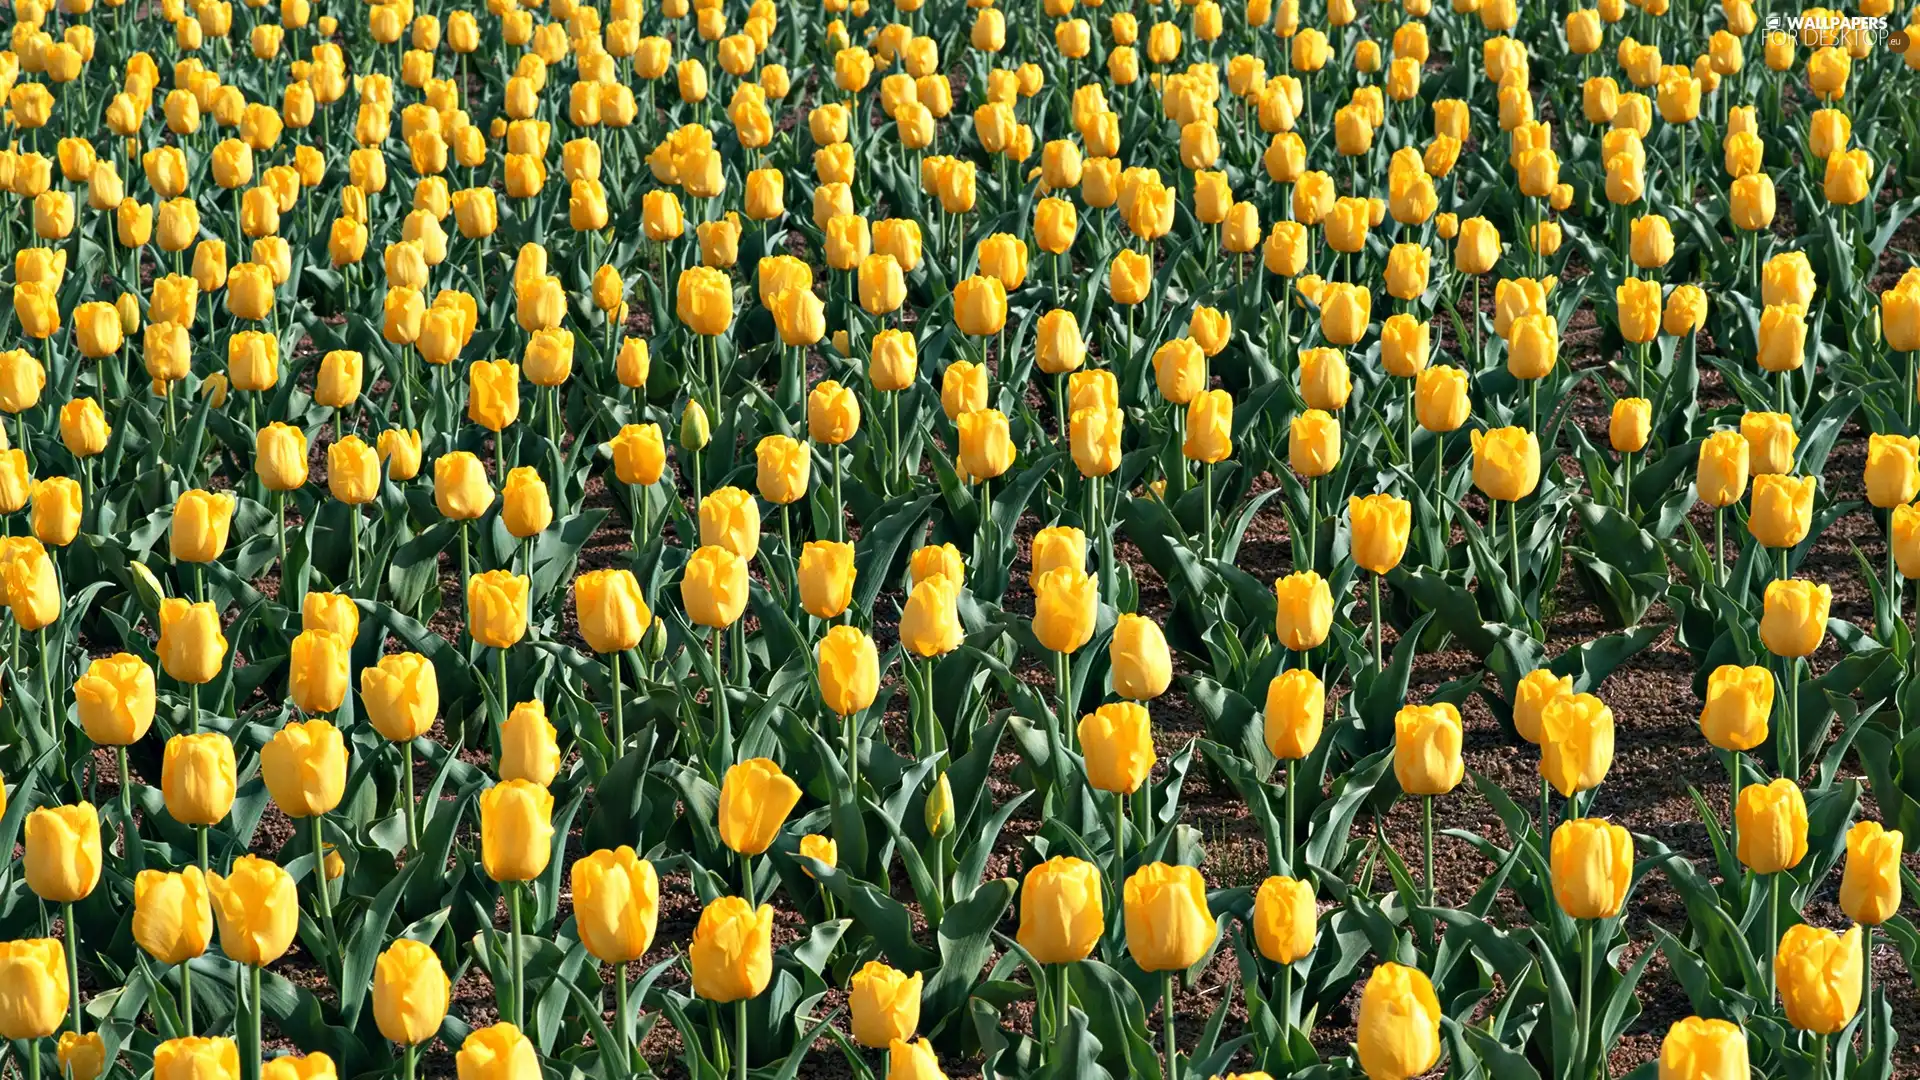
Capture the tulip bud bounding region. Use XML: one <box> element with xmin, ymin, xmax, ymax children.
<box><xmin>1393</xmin><ymin>704</ymin><xmax>1464</xmax><ymax>795</ymax></box>
<box><xmin>1735</xmin><ymin>777</ymin><xmax>1808</xmax><ymax>873</ymax></box>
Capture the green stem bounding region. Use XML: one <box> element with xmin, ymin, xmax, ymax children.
<box><xmin>117</xmin><ymin>746</ymin><xmax>132</xmax><ymax>858</ymax></box>
<box><xmin>250</xmin><ymin>965</ymin><xmax>262</xmax><ymax>1080</ymax></box>
<box><xmin>311</xmin><ymin>815</ymin><xmax>336</xmax><ymax>948</ymax></box>
<box><xmin>1285</xmin><ymin>759</ymin><xmax>1296</xmax><ymax>875</ymax></box>
<box><xmin>1864</xmin><ymin>928</ymin><xmax>1875</xmax><ymax>1060</ymax></box>
<box><xmin>1727</xmin><ymin>750</ymin><xmax>1740</xmax><ymax>876</ymax></box>
<box><xmin>510</xmin><ymin>881</ymin><xmax>525</xmax><ymax>1032</ymax></box>
<box><xmin>1422</xmin><ymin>795</ymin><xmax>1434</xmax><ymax>907</ymax></box>
<box><xmin>739</xmin><ymin>850</ymin><xmax>753</xmax><ymax>905</ymax></box>
<box><xmin>181</xmin><ymin>957</ymin><xmax>193</xmax><ymax>1035</ymax></box>
<box><xmin>62</xmin><ymin>902</ymin><xmax>79</xmax><ymax>1035</ymax></box>
<box><xmin>611</xmin><ymin>652</ymin><xmax>625</xmax><ymax>754</ymax></box>
<box><xmin>734</xmin><ymin>998</ymin><xmax>747</xmax><ymax>1080</ymax></box>
<box><xmin>1055</xmin><ymin>963</ymin><xmax>1071</xmax><ymax>1049</ymax></box>
<box><xmin>1161</xmin><ymin>973</ymin><xmax>1178</xmax><ymax>1080</ymax></box>
<box><xmin>616</xmin><ymin>962</ymin><xmax>632</xmax><ymax>1071</ymax></box>
<box><xmin>1371</xmin><ymin>573</ymin><xmax>1383</xmax><ymax>669</ymax></box>
<box><xmin>1578</xmin><ymin>921</ymin><xmax>1595</xmax><ymax>1080</ymax></box>
<box><xmin>403</xmin><ymin>741</ymin><xmax>419</xmax><ymax>855</ymax></box>
<box><xmin>1766</xmin><ymin>872</ymin><xmax>1780</xmax><ymax>1005</ymax></box>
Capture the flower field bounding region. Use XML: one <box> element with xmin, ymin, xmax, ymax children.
<box><xmin>1</xmin><ymin>0</ymin><xmax>1919</xmax><ymax>1074</ymax></box>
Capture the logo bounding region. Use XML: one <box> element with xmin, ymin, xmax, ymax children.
<box><xmin>1764</xmin><ymin>11</ymin><xmax>1892</xmax><ymax>49</ymax></box>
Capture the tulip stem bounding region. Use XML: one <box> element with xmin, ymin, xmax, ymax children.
<box><xmin>1055</xmin><ymin>963</ymin><xmax>1071</xmax><ymax>1049</ymax></box>
<box><xmin>734</xmin><ymin>998</ymin><xmax>747</xmax><ymax>1080</ymax></box>
<box><xmin>1202</xmin><ymin>463</ymin><xmax>1214</xmax><ymax>559</ymax></box>
<box><xmin>1422</xmin><ymin>795</ymin><xmax>1435</xmax><ymax>907</ymax></box>
<box><xmin>616</xmin><ymin>961</ymin><xmax>633</xmax><ymax>1070</ymax></box>
<box><xmin>62</xmin><ymin>902</ymin><xmax>79</xmax><ymax>1035</ymax></box>
<box><xmin>250</xmin><ymin>965</ymin><xmax>262</xmax><ymax>1080</ymax></box>
<box><xmin>1864</xmin><ymin>928</ymin><xmax>1875</xmax><ymax>1060</ymax></box>
<box><xmin>29</xmin><ymin>1034</ymin><xmax>40</xmax><ymax>1080</ymax></box>
<box><xmin>611</xmin><ymin>653</ymin><xmax>626</xmax><ymax>754</ymax></box>
<box><xmin>40</xmin><ymin>627</ymin><xmax>55</xmax><ymax>753</ymax></box>
<box><xmin>311</xmin><ymin>815</ymin><xmax>336</xmax><ymax>949</ymax></box>
<box><xmin>117</xmin><ymin>745</ymin><xmax>133</xmax><ymax>853</ymax></box>
<box><xmin>403</xmin><ymin>1043</ymin><xmax>416</xmax><ymax>1080</ymax></box>
<box><xmin>181</xmin><ymin>958</ymin><xmax>194</xmax><ymax>1035</ymax></box>
<box><xmin>1282</xmin><ymin>758</ymin><xmax>1299</xmax><ymax>876</ymax></box>
<box><xmin>740</xmin><ymin>850</ymin><xmax>754</xmax><ymax>905</ymax></box>
<box><xmin>1714</xmin><ymin>507</ymin><xmax>1725</xmax><ymax>589</ymax></box>
<box><xmin>1726</xmin><ymin>750</ymin><xmax>1740</xmax><ymax>878</ymax></box>
<box><xmin>1577</xmin><ymin>920</ymin><xmax>1595</xmax><ymax>1080</ymax></box>
<box><xmin>1370</xmin><ymin>574</ymin><xmax>1383</xmax><ymax>669</ymax></box>
<box><xmin>197</xmin><ymin>826</ymin><xmax>208</xmax><ymax>874</ymax></box>
<box><xmin>1766</xmin><ymin>871</ymin><xmax>1780</xmax><ymax>1005</ymax></box>
<box><xmin>509</xmin><ymin>881</ymin><xmax>525</xmax><ymax>1032</ymax></box>
<box><xmin>403</xmin><ymin>740</ymin><xmax>420</xmax><ymax>856</ymax></box>
<box><xmin>1161</xmin><ymin>973</ymin><xmax>1178</xmax><ymax>1080</ymax></box>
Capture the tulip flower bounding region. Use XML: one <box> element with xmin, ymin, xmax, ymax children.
<box><xmin>372</xmin><ymin>939</ymin><xmax>450</xmax><ymax>1048</ymax></box>
<box><xmin>1356</xmin><ymin>963</ymin><xmax>1442</xmax><ymax>1080</ymax></box>
<box><xmin>850</xmin><ymin>962</ymin><xmax>923</xmax><ymax>1049</ymax></box>
<box><xmin>1657</xmin><ymin>1017</ymin><xmax>1748</xmax><ymax>1080</ymax></box>
<box><xmin>482</xmin><ymin>778</ymin><xmax>555</xmax><ymax>1028</ymax></box>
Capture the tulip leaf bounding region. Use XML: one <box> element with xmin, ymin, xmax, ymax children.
<box><xmin>921</xmin><ymin>876</ymin><xmax>1015</xmax><ymax>1031</ymax></box>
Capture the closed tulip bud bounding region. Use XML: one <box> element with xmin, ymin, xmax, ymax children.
<box><xmin>74</xmin><ymin>652</ymin><xmax>156</xmax><ymax>745</ymax></box>
<box><xmin>698</xmin><ymin>487</ymin><xmax>761</xmax><ymax>560</ymax></box>
<box><xmin>1349</xmin><ymin>494</ymin><xmax>1411</xmax><ymax>574</ymax></box>
<box><xmin>1748</xmin><ymin>473</ymin><xmax>1814</xmax><ymax>549</ymax></box>
<box><xmin>152</xmin><ymin>1039</ymin><xmax>243</xmax><ymax>1080</ymax></box>
<box><xmin>327</xmin><ymin>436</ymin><xmax>379</xmax><ymax>505</ymax></box>
<box><xmin>1734</xmin><ymin>776</ymin><xmax>1809</xmax><ymax>873</ymax></box>
<box><xmin>1384</xmin><ymin>243</ymin><xmax>1430</xmax><ymax>301</ymax></box>
<box><xmin>1664</xmin><ymin>284</ymin><xmax>1709</xmax><ymax>337</ymax></box>
<box><xmin>468</xmin><ymin>571</ymin><xmax>530</xmax><ymax>649</ymax></box>
<box><xmin>1109</xmin><ymin>249</ymin><xmax>1151</xmax><ymax>305</ymax></box>
<box><xmin>499</xmin><ymin>467</ymin><xmax>552</xmax><ymax>540</ymax></box>
<box><xmin>1289</xmin><ymin>410</ymin><xmax>1342</xmax><ymax>478</ymax></box>
<box><xmin>1762</xmin><ymin>252</ymin><xmax>1817</xmax><ymax>309</ymax></box>
<box><xmin>497</xmin><ymin>701</ymin><xmax>560</xmax><ymax>787</ymax></box>
<box><xmin>30</xmin><ymin>477</ymin><xmax>80</xmax><ymax>548</ymax></box>
<box><xmin>60</xmin><ymin>398</ymin><xmax>110</xmax><ymax>459</ymax></box>
<box><xmin>900</xmin><ymin>574</ymin><xmax>964</xmax><ymax>657</ymax></box>
<box><xmin>1839</xmin><ymin>821</ymin><xmax>1903</xmax><ymax>926</ymax></box>
<box><xmin>1416</xmin><ymin>366</ymin><xmax>1471</xmax><ymax>432</ymax></box>
<box><xmin>54</xmin><ymin>1032</ymin><xmax>104</xmax><ymax>1080</ymax></box>
<box><xmin>1730</xmin><ymin>173</ymin><xmax>1776</xmax><ymax>231</ymax></box>
<box><xmin>1454</xmin><ymin>216</ymin><xmax>1502</xmax><ymax>274</ymax></box>
<box><xmin>958</xmin><ymin>409</ymin><xmax>1016</xmax><ymax>481</ymax></box>
<box><xmin>690</xmin><ymin>896</ymin><xmax>774</xmax><ymax>1002</ymax></box>
<box><xmin>1378</xmin><ymin>315</ymin><xmax>1431</xmax><ymax>379</ymax></box>
<box><xmin>1319</xmin><ymin>282</ymin><xmax>1372</xmax><ymax>345</ymax></box>
<box><xmin>1123</xmin><ymin>862</ymin><xmax>1218</xmax><ymax>972</ymax></box>
<box><xmin>1550</xmin><ymin>818</ymin><xmax>1632</xmax><ymax>920</ymax></box>
<box><xmin>455</xmin><ymin>1025</ymin><xmax>537</xmax><ymax>1080</ymax></box>
<box><xmin>1884</xmin><ymin>286</ymin><xmax>1920</xmax><ymax>352</ymax></box>
<box><xmin>954</xmin><ymin>275</ymin><xmax>1009</xmax><ymax>337</ymax></box>
<box><xmin>25</xmin><ymin>804</ymin><xmax>102</xmax><ymax>902</ymax></box>
<box><xmin>1471</xmin><ymin>427</ymin><xmax>1541</xmax><ymax>502</ymax></box>
<box><xmin>261</xmin><ymin>719</ymin><xmax>346</xmax><ymax>817</ymax></box>
<box><xmin>0</xmin><ymin>939</ymin><xmax>68</xmax><ymax>1040</ymax></box>
<box><xmin>168</xmin><ymin>489</ymin><xmax>234</xmax><ymax>564</ymax></box>
<box><xmin>1657</xmin><ymin>1016</ymin><xmax>1748</xmax><ymax>1080</ymax></box>
<box><xmin>1182</xmin><ymin>390</ymin><xmax>1233</xmax><ymax>464</ymax></box>
<box><xmin>1152</xmin><ymin>338</ymin><xmax>1207</xmax><ymax>405</ymax></box>
<box><xmin>1101</xmin><ymin>613</ymin><xmax>1170</xmax><ymax>700</ymax></box>
<box><xmin>1539</xmin><ymin>693</ymin><xmax>1614</xmax><ymax>796</ymax></box>
<box><xmin>316</xmin><ymin>348</ymin><xmax>364</xmax><ymax>408</ymax></box>
<box><xmin>1756</xmin><ymin>303</ymin><xmax>1808</xmax><ymax>373</ymax></box>
<box><xmin>480</xmin><ymin>779</ymin><xmax>555</xmax><ymax>882</ymax></box>
<box><xmin>1741</xmin><ymin>411</ymin><xmax>1799</xmax><ymax>476</ymax></box>
<box><xmin>1356</xmin><ymin>963</ymin><xmax>1443</xmax><ymax>1080</ymax></box>
<box><xmin>1263</xmin><ymin>668</ymin><xmax>1324</xmax><ymax>760</ymax></box>
<box><xmin>1251</xmin><ymin>876</ymin><xmax>1316</xmax><ymax>965</ymax></box>
<box><xmin>846</xmin><ymin>962</ymin><xmax>923</xmax><ymax>1049</ymax></box>
<box><xmin>682</xmin><ymin>545</ymin><xmax>750</xmax><ymax>628</ymax></box>
<box><xmin>1032</xmin><ymin>565</ymin><xmax>1097</xmax><ymax>654</ymax></box>
<box><xmin>1864</xmin><ymin>433</ymin><xmax>1920</xmax><ymax>507</ymax></box>
<box><xmin>373</xmin><ymin>939</ymin><xmax>450</xmax><ymax>1046</ymax></box>
<box><xmin>677</xmin><ymin>266</ymin><xmax>734</xmax><ymax>336</ymax></box>
<box><xmin>868</xmin><ymin>327</ymin><xmax>918</xmax><ymax>390</ymax></box>
<box><xmin>1690</xmin><ymin>430</ymin><xmax>1751</xmax><ymax>508</ymax></box>
<box><xmin>1077</xmin><ymin>702</ymin><xmax>1155</xmax><ymax>794</ymax></box>
<box><xmin>1759</xmin><ymin>578</ymin><xmax>1830</xmax><ymax>657</ymax></box>
<box><xmin>1017</xmin><ymin>856</ymin><xmax>1104</xmax><ymax>964</ymax></box>
<box><xmin>1388</xmin><ymin>702</ymin><xmax>1467</xmax><ymax>798</ymax></box>
<box><xmin>1506</xmin><ymin>313</ymin><xmax>1560</xmax><ymax>380</ymax></box>
<box><xmin>1269</xmin><ymin>570</ymin><xmax>1332</xmax><ymax>650</ymax></box>
<box><xmin>787</xmin><ymin>541</ymin><xmax>856</xmax><ymax>621</ymax></box>
<box><xmin>570</xmin><ymin>848</ymin><xmax>659</xmax><ymax>964</ymax></box>
<box><xmin>360</xmin><ymin>653</ymin><xmax>438</xmax><ymax>743</ymax></box>
<box><xmin>608</xmin><ymin>424</ymin><xmax>666</xmax><ymax>488</ymax></box>
<box><xmin>1776</xmin><ymin>924</ymin><xmax>1861</xmax><ymax>1033</ymax></box>
<box><xmin>1609</xmin><ymin>397</ymin><xmax>1652</xmax><ymax>454</ymax></box>
<box><xmin>151</xmin><ymin>596</ymin><xmax>227</xmax><ymax>686</ymax></box>
<box><xmin>433</xmin><ymin>451</ymin><xmax>495</xmax><ymax>520</ymax></box>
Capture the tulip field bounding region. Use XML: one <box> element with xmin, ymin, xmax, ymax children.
<box><xmin>8</xmin><ymin>0</ymin><xmax>1920</xmax><ymax>1074</ymax></box>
